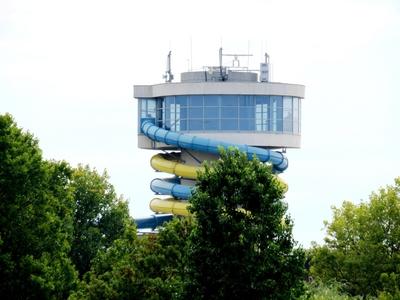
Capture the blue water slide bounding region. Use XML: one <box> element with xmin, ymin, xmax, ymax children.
<box><xmin>135</xmin><ymin>119</ymin><xmax>289</xmax><ymax>229</ymax></box>
<box><xmin>150</xmin><ymin>177</ymin><xmax>193</xmax><ymax>199</ymax></box>
<box><xmin>135</xmin><ymin>214</ymin><xmax>173</xmax><ymax>230</ymax></box>
<box><xmin>141</xmin><ymin>120</ymin><xmax>288</xmax><ymax>172</ymax></box>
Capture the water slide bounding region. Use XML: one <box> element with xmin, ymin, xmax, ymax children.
<box><xmin>135</xmin><ymin>119</ymin><xmax>288</xmax><ymax>229</ymax></box>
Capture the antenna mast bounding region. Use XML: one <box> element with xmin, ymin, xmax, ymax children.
<box><xmin>163</xmin><ymin>51</ymin><xmax>174</xmax><ymax>83</ymax></box>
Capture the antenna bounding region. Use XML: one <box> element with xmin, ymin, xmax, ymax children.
<box><xmin>163</xmin><ymin>51</ymin><xmax>174</xmax><ymax>83</ymax></box>
<box><xmin>260</xmin><ymin>52</ymin><xmax>270</xmax><ymax>82</ymax></box>
<box><xmin>221</xmin><ymin>49</ymin><xmax>253</xmax><ymax>69</ymax></box>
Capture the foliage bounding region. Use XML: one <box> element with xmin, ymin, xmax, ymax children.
<box><xmin>70</xmin><ymin>217</ymin><xmax>194</xmax><ymax>299</ymax></box>
<box><xmin>69</xmin><ymin>165</ymin><xmax>132</xmax><ymax>276</ymax></box>
<box><xmin>310</xmin><ymin>178</ymin><xmax>400</xmax><ymax>298</ymax></box>
<box><xmin>184</xmin><ymin>148</ymin><xmax>305</xmax><ymax>300</ymax></box>
<box><xmin>0</xmin><ymin>113</ymin><xmax>135</xmax><ymax>298</ymax></box>
<box><xmin>300</xmin><ymin>281</ymin><xmax>364</xmax><ymax>300</ymax></box>
<box><xmin>0</xmin><ymin>113</ymin><xmax>78</xmax><ymax>298</ymax></box>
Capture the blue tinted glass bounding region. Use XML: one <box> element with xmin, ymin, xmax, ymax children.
<box><xmin>240</xmin><ymin>119</ymin><xmax>255</xmax><ymax>131</ymax></box>
<box><xmin>204</xmin><ymin>95</ymin><xmax>220</xmax><ymax>106</ymax></box>
<box><xmin>140</xmin><ymin>99</ymin><xmax>147</xmax><ymax>118</ymax></box>
<box><xmin>164</xmin><ymin>118</ymin><xmax>171</xmax><ymax>130</ymax></box>
<box><xmin>180</xmin><ymin>119</ymin><xmax>187</xmax><ymax>131</ymax></box>
<box><xmin>239</xmin><ymin>107</ymin><xmax>254</xmax><ymax>118</ymax></box>
<box><xmin>175</xmin><ymin>96</ymin><xmax>187</xmax><ymax>106</ymax></box>
<box><xmin>275</xmin><ymin>118</ymin><xmax>283</xmax><ymax>132</ymax></box>
<box><xmin>239</xmin><ymin>95</ymin><xmax>254</xmax><ymax>106</ymax></box>
<box><xmin>256</xmin><ymin>95</ymin><xmax>269</xmax><ymax>104</ymax></box>
<box><xmin>204</xmin><ymin>107</ymin><xmax>219</xmax><ymax>118</ymax></box>
<box><xmin>189</xmin><ymin>107</ymin><xmax>203</xmax><ymax>118</ymax></box>
<box><xmin>189</xmin><ymin>119</ymin><xmax>203</xmax><ymax>130</ymax></box>
<box><xmin>204</xmin><ymin>119</ymin><xmax>219</xmax><ymax>130</ymax></box>
<box><xmin>180</xmin><ymin>107</ymin><xmax>187</xmax><ymax>119</ymax></box>
<box><xmin>221</xmin><ymin>107</ymin><xmax>238</xmax><ymax>118</ymax></box>
<box><xmin>189</xmin><ymin>95</ymin><xmax>203</xmax><ymax>106</ymax></box>
<box><xmin>221</xmin><ymin>119</ymin><xmax>238</xmax><ymax>130</ymax></box>
<box><xmin>166</xmin><ymin>96</ymin><xmax>175</xmax><ymax>106</ymax></box>
<box><xmin>221</xmin><ymin>95</ymin><xmax>238</xmax><ymax>106</ymax></box>
<box><xmin>271</xmin><ymin>96</ymin><xmax>282</xmax><ymax>107</ymax></box>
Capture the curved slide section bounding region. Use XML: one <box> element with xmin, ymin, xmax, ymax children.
<box><xmin>135</xmin><ymin>119</ymin><xmax>288</xmax><ymax>229</ymax></box>
<box><xmin>151</xmin><ymin>153</ymin><xmax>200</xmax><ymax>180</ymax></box>
<box><xmin>141</xmin><ymin>120</ymin><xmax>288</xmax><ymax>172</ymax></box>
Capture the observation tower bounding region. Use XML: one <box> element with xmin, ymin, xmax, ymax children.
<box><xmin>134</xmin><ymin>49</ymin><xmax>305</xmax><ymax>229</ymax></box>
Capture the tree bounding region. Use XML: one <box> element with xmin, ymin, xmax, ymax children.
<box><xmin>184</xmin><ymin>148</ymin><xmax>305</xmax><ymax>300</ymax></box>
<box><xmin>310</xmin><ymin>178</ymin><xmax>400</xmax><ymax>298</ymax></box>
<box><xmin>70</xmin><ymin>165</ymin><xmax>133</xmax><ymax>276</ymax></box>
<box><xmin>0</xmin><ymin>114</ymin><xmax>78</xmax><ymax>299</ymax></box>
<box><xmin>71</xmin><ymin>217</ymin><xmax>193</xmax><ymax>299</ymax></box>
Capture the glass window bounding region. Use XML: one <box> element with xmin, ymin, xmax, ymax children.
<box><xmin>189</xmin><ymin>107</ymin><xmax>203</xmax><ymax>118</ymax></box>
<box><xmin>221</xmin><ymin>95</ymin><xmax>238</xmax><ymax>106</ymax></box>
<box><xmin>156</xmin><ymin>94</ymin><xmax>298</xmax><ymax>134</ymax></box>
<box><xmin>270</xmin><ymin>96</ymin><xmax>282</xmax><ymax>132</ymax></box>
<box><xmin>140</xmin><ymin>99</ymin><xmax>147</xmax><ymax>118</ymax></box>
<box><xmin>293</xmin><ymin>97</ymin><xmax>299</xmax><ymax>133</ymax></box>
<box><xmin>147</xmin><ymin>99</ymin><xmax>156</xmax><ymax>118</ymax></box>
<box><xmin>166</xmin><ymin>96</ymin><xmax>175</xmax><ymax>107</ymax></box>
<box><xmin>221</xmin><ymin>119</ymin><xmax>238</xmax><ymax>130</ymax></box>
<box><xmin>204</xmin><ymin>95</ymin><xmax>220</xmax><ymax>106</ymax></box>
<box><xmin>255</xmin><ymin>95</ymin><xmax>269</xmax><ymax>105</ymax></box>
<box><xmin>239</xmin><ymin>106</ymin><xmax>254</xmax><ymax>118</ymax></box>
<box><xmin>176</xmin><ymin>96</ymin><xmax>188</xmax><ymax>107</ymax></box>
<box><xmin>221</xmin><ymin>107</ymin><xmax>238</xmax><ymax>118</ymax></box>
<box><xmin>180</xmin><ymin>107</ymin><xmax>187</xmax><ymax>120</ymax></box>
<box><xmin>239</xmin><ymin>95</ymin><xmax>254</xmax><ymax>107</ymax></box>
<box><xmin>298</xmin><ymin>100</ymin><xmax>302</xmax><ymax>133</ymax></box>
<box><xmin>180</xmin><ymin>119</ymin><xmax>187</xmax><ymax>131</ymax></box>
<box><xmin>283</xmin><ymin>96</ymin><xmax>293</xmax><ymax>133</ymax></box>
<box><xmin>189</xmin><ymin>95</ymin><xmax>203</xmax><ymax>106</ymax></box>
<box><xmin>204</xmin><ymin>107</ymin><xmax>219</xmax><ymax>118</ymax></box>
<box><xmin>189</xmin><ymin>119</ymin><xmax>203</xmax><ymax>130</ymax></box>
<box><xmin>240</xmin><ymin>119</ymin><xmax>255</xmax><ymax>131</ymax></box>
<box><xmin>175</xmin><ymin>104</ymin><xmax>181</xmax><ymax>131</ymax></box>
<box><xmin>204</xmin><ymin>119</ymin><xmax>219</xmax><ymax>130</ymax></box>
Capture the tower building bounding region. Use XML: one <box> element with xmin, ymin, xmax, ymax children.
<box><xmin>133</xmin><ymin>49</ymin><xmax>305</xmax><ymax>229</ymax></box>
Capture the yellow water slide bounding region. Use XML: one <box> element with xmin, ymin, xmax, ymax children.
<box><xmin>148</xmin><ymin>153</ymin><xmax>287</xmax><ymax>217</ymax></box>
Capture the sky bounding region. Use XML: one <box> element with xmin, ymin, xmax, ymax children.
<box><xmin>1</xmin><ymin>0</ymin><xmax>400</xmax><ymax>247</ymax></box>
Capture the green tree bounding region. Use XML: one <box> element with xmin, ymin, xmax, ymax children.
<box><xmin>70</xmin><ymin>165</ymin><xmax>133</xmax><ymax>276</ymax></box>
<box><xmin>0</xmin><ymin>114</ymin><xmax>78</xmax><ymax>299</ymax></box>
<box><xmin>71</xmin><ymin>217</ymin><xmax>193</xmax><ymax>299</ymax></box>
<box><xmin>310</xmin><ymin>178</ymin><xmax>400</xmax><ymax>298</ymax></box>
<box><xmin>184</xmin><ymin>148</ymin><xmax>305</xmax><ymax>300</ymax></box>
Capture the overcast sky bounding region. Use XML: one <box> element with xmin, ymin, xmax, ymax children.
<box><xmin>1</xmin><ymin>0</ymin><xmax>400</xmax><ymax>247</ymax></box>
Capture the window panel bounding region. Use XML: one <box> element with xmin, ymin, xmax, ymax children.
<box><xmin>293</xmin><ymin>97</ymin><xmax>299</xmax><ymax>133</ymax></box>
<box><xmin>283</xmin><ymin>97</ymin><xmax>293</xmax><ymax>132</ymax></box>
<box><xmin>239</xmin><ymin>106</ymin><xmax>254</xmax><ymax>118</ymax></box>
<box><xmin>189</xmin><ymin>95</ymin><xmax>203</xmax><ymax>106</ymax></box>
<box><xmin>204</xmin><ymin>95</ymin><xmax>220</xmax><ymax>106</ymax></box>
<box><xmin>157</xmin><ymin>94</ymin><xmax>298</xmax><ymax>133</ymax></box>
<box><xmin>175</xmin><ymin>96</ymin><xmax>187</xmax><ymax>107</ymax></box>
<box><xmin>221</xmin><ymin>107</ymin><xmax>238</xmax><ymax>118</ymax></box>
<box><xmin>221</xmin><ymin>119</ymin><xmax>238</xmax><ymax>130</ymax></box>
<box><xmin>180</xmin><ymin>119</ymin><xmax>187</xmax><ymax>131</ymax></box>
<box><xmin>189</xmin><ymin>119</ymin><xmax>203</xmax><ymax>130</ymax></box>
<box><xmin>239</xmin><ymin>119</ymin><xmax>255</xmax><ymax>130</ymax></box>
<box><xmin>204</xmin><ymin>119</ymin><xmax>219</xmax><ymax>130</ymax></box>
<box><xmin>189</xmin><ymin>107</ymin><xmax>203</xmax><ymax>118</ymax></box>
<box><xmin>255</xmin><ymin>95</ymin><xmax>269</xmax><ymax>105</ymax></box>
<box><xmin>221</xmin><ymin>95</ymin><xmax>238</xmax><ymax>106</ymax></box>
<box><xmin>239</xmin><ymin>95</ymin><xmax>254</xmax><ymax>106</ymax></box>
<box><xmin>204</xmin><ymin>107</ymin><xmax>219</xmax><ymax>118</ymax></box>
